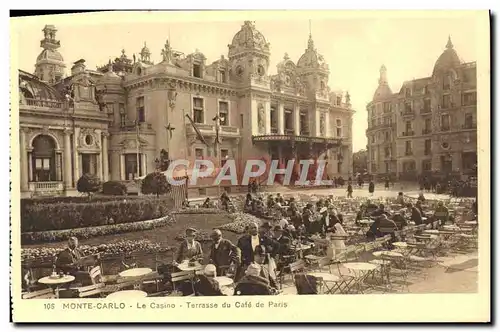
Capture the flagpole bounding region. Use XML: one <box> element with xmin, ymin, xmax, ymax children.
<box><xmin>136</xmin><ymin>120</ymin><xmax>140</xmax><ymax>177</ymax></box>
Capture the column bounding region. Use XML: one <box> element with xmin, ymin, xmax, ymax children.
<box><xmin>20</xmin><ymin>129</ymin><xmax>28</xmax><ymax>191</ymax></box>
<box><xmin>315</xmin><ymin>110</ymin><xmax>321</xmax><ymax>137</ymax></box>
<box><xmin>294</xmin><ymin>105</ymin><xmax>300</xmax><ymax>135</ymax></box>
<box><xmin>277</xmin><ymin>103</ymin><xmax>285</xmax><ymax>135</ymax></box>
<box><xmin>63</xmin><ymin>129</ymin><xmax>72</xmax><ymax>188</ymax></box>
<box><xmin>28</xmin><ymin>151</ymin><xmax>33</xmax><ymax>182</ymax></box>
<box><xmin>325</xmin><ymin>112</ymin><xmax>330</xmax><ymax>137</ymax></box>
<box><xmin>264</xmin><ymin>101</ymin><xmax>271</xmax><ymax>135</ymax></box>
<box><xmin>141</xmin><ymin>153</ymin><xmax>147</xmax><ymax>176</ymax></box>
<box><xmin>73</xmin><ymin>127</ymin><xmax>80</xmax><ymax>181</ymax></box>
<box><xmin>102</xmin><ymin>132</ymin><xmax>109</xmax><ymax>182</ymax></box>
<box><xmin>120</xmin><ymin>154</ymin><xmax>126</xmax><ymax>180</ymax></box>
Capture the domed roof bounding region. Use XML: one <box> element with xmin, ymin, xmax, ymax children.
<box><xmin>36</xmin><ymin>49</ymin><xmax>64</xmax><ymax>63</ymax></box>
<box><xmin>296</xmin><ymin>35</ymin><xmax>328</xmax><ymax>72</ymax></box>
<box><xmin>19</xmin><ymin>70</ymin><xmax>63</xmax><ymax>101</ymax></box>
<box><xmin>432</xmin><ymin>36</ymin><xmax>461</xmax><ymax>75</ymax></box>
<box><xmin>228</xmin><ymin>21</ymin><xmax>270</xmax><ymax>57</ymax></box>
<box><xmin>372</xmin><ymin>65</ymin><xmax>392</xmax><ymax>101</ymax></box>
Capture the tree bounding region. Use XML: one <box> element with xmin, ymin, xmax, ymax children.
<box><xmin>77</xmin><ymin>173</ymin><xmax>101</xmax><ymax>200</ymax></box>
<box><xmin>102</xmin><ymin>181</ymin><xmax>127</xmax><ymax>196</ymax></box>
<box><xmin>141</xmin><ymin>171</ymin><xmax>171</xmax><ymax>198</ymax></box>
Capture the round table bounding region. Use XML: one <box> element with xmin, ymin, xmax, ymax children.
<box><xmin>106</xmin><ymin>290</ymin><xmax>147</xmax><ymax>299</ymax></box>
<box><xmin>464</xmin><ymin>220</ymin><xmax>478</xmax><ymax>225</ymax></box>
<box><xmin>119</xmin><ymin>268</ymin><xmax>153</xmax><ymax>278</ymax></box>
<box><xmin>343</xmin><ymin>262</ymin><xmax>377</xmax><ymax>271</ymax></box>
<box><xmin>393</xmin><ymin>242</ymin><xmax>408</xmax><ymax>248</ymax></box>
<box><xmin>214</xmin><ymin>276</ymin><xmax>234</xmax><ymax>287</ymax></box>
<box><xmin>308</xmin><ymin>272</ymin><xmax>339</xmax><ymax>282</ymax></box>
<box><xmin>177</xmin><ymin>261</ymin><xmax>203</xmax><ymax>272</ymax></box>
<box><xmin>38</xmin><ymin>275</ymin><xmax>75</xmax><ymax>298</ymax></box>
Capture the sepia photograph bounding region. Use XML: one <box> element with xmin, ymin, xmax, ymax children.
<box><xmin>9</xmin><ymin>10</ymin><xmax>490</xmax><ymax>323</ymax></box>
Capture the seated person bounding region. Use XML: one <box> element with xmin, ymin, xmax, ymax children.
<box><xmin>175</xmin><ymin>228</ymin><xmax>203</xmax><ymax>264</ymax></box>
<box><xmin>371</xmin><ymin>204</ymin><xmax>388</xmax><ymax>218</ymax></box>
<box><xmin>392</xmin><ymin>209</ymin><xmax>408</xmax><ymax>230</ymax></box>
<box><xmin>234</xmin><ymin>263</ymin><xmax>274</xmax><ymax>296</ymax></box>
<box><xmin>417</xmin><ymin>192</ymin><xmax>426</xmax><ymax>202</ymax></box>
<box><xmin>415</xmin><ymin>201</ymin><xmax>425</xmax><ymax>219</ymax></box>
<box><xmin>275</xmin><ymin>193</ymin><xmax>285</xmax><ymax>205</ymax></box>
<box><xmin>55</xmin><ymin>237</ymin><xmax>93</xmax><ymax>286</ymax></box>
<box><xmin>365</xmin><ymin>199</ymin><xmax>378</xmax><ymax>213</ymax></box>
<box><xmin>253</xmin><ymin>245</ymin><xmax>278</xmax><ymax>289</ymax></box>
<box><xmin>396</xmin><ymin>192</ymin><xmax>405</xmax><ymax>205</ymax></box>
<box><xmin>434</xmin><ymin>201</ymin><xmax>450</xmax><ymax>226</ymax></box>
<box><xmin>407</xmin><ymin>203</ymin><xmax>423</xmax><ymax>225</ymax></box>
<box><xmin>202</xmin><ymin>197</ymin><xmax>212</xmax><ymax>208</ymax></box>
<box><xmin>194</xmin><ymin>264</ymin><xmax>224</xmax><ymax>296</ymax></box>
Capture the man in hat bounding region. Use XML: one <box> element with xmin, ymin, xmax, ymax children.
<box><xmin>55</xmin><ymin>236</ymin><xmax>94</xmax><ymax>286</ymax></box>
<box><xmin>234</xmin><ymin>263</ymin><xmax>273</xmax><ymax>296</ymax></box>
<box><xmin>273</xmin><ymin>225</ymin><xmax>292</xmax><ymax>256</ymax></box>
<box><xmin>209</xmin><ymin>229</ymin><xmax>241</xmax><ymax>276</ymax></box>
<box><xmin>175</xmin><ymin>228</ymin><xmax>203</xmax><ymax>263</ymax></box>
<box><xmin>194</xmin><ymin>264</ymin><xmax>224</xmax><ymax>296</ymax></box>
<box><xmin>236</xmin><ymin>222</ymin><xmax>279</xmax><ymax>281</ymax></box>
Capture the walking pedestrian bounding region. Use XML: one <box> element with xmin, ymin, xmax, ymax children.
<box><xmin>347</xmin><ymin>183</ymin><xmax>353</xmax><ymax>198</ymax></box>
<box><xmin>368</xmin><ymin>181</ymin><xmax>375</xmax><ymax>197</ymax></box>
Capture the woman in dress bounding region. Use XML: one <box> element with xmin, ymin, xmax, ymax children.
<box><xmin>175</xmin><ymin>228</ymin><xmax>203</xmax><ymax>263</ymax></box>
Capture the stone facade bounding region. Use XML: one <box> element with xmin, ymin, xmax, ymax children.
<box><xmin>18</xmin><ymin>22</ymin><xmax>354</xmax><ymax>197</ymax></box>
<box><xmin>366</xmin><ymin>37</ymin><xmax>477</xmax><ymax>180</ymax></box>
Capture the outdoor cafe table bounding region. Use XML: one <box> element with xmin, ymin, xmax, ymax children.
<box><xmin>177</xmin><ymin>261</ymin><xmax>203</xmax><ymax>272</ymax></box>
<box><xmin>106</xmin><ymin>290</ymin><xmax>147</xmax><ymax>299</ymax></box>
<box><xmin>464</xmin><ymin>220</ymin><xmax>478</xmax><ymax>226</ymax></box>
<box><xmin>119</xmin><ymin>268</ymin><xmax>153</xmax><ymax>278</ymax></box>
<box><xmin>373</xmin><ymin>251</ymin><xmax>403</xmax><ymax>258</ymax></box>
<box><xmin>342</xmin><ymin>262</ymin><xmax>378</xmax><ymax>293</ymax></box>
<box><xmin>308</xmin><ymin>272</ymin><xmax>340</xmax><ymax>294</ymax></box>
<box><xmin>214</xmin><ymin>276</ymin><xmax>234</xmax><ymax>288</ymax></box>
<box><xmin>38</xmin><ymin>275</ymin><xmax>75</xmax><ymax>298</ymax></box>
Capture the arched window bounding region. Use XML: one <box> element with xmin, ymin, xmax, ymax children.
<box><xmin>31</xmin><ymin>135</ymin><xmax>56</xmax><ymax>182</ymax></box>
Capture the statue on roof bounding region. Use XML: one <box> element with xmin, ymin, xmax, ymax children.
<box><xmin>161</xmin><ymin>40</ymin><xmax>172</xmax><ymax>64</ymax></box>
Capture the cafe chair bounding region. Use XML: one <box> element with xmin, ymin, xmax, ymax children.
<box><xmin>21</xmin><ymin>288</ymin><xmax>55</xmax><ymax>299</ymax></box>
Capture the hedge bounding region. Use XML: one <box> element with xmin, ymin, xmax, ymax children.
<box><xmin>21</xmin><ymin>197</ymin><xmax>175</xmax><ymax>232</ymax></box>
<box><xmin>21</xmin><ymin>215</ymin><xmax>175</xmax><ymax>244</ymax></box>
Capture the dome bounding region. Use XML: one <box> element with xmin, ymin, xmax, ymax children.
<box><xmin>228</xmin><ymin>21</ymin><xmax>270</xmax><ymax>57</ymax></box>
<box><xmin>36</xmin><ymin>49</ymin><xmax>64</xmax><ymax>63</ymax></box>
<box><xmin>19</xmin><ymin>70</ymin><xmax>63</xmax><ymax>101</ymax></box>
<box><xmin>372</xmin><ymin>65</ymin><xmax>392</xmax><ymax>101</ymax></box>
<box><xmin>296</xmin><ymin>35</ymin><xmax>328</xmax><ymax>71</ymax></box>
<box><xmin>432</xmin><ymin>36</ymin><xmax>461</xmax><ymax>75</ymax></box>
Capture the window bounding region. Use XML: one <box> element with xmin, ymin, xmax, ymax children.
<box><xmin>336</xmin><ymin>127</ymin><xmax>342</xmax><ymax>137</ymax></box>
<box><xmin>442</xmin><ymin>94</ymin><xmax>451</xmax><ymax>109</ymax></box>
<box><xmin>441</xmin><ymin>114</ymin><xmax>450</xmax><ymax>131</ymax></box>
<box><xmin>464</xmin><ymin>113</ymin><xmax>474</xmax><ymax>129</ymax></box>
<box><xmin>31</xmin><ymin>135</ymin><xmax>56</xmax><ymax>182</ymax></box>
<box><xmin>336</xmin><ymin>119</ymin><xmax>342</xmax><ymax>127</ymax></box>
<box><xmin>193</xmin><ymin>64</ymin><xmax>202</xmax><ymax>78</ymax></box>
<box><xmin>383</xmin><ymin>102</ymin><xmax>391</xmax><ymax>113</ymax></box>
<box><xmin>124</xmin><ymin>154</ymin><xmax>142</xmax><ymax>180</ymax></box>
<box><xmin>195</xmin><ymin>148</ymin><xmax>204</xmax><ymax>159</ymax></box>
<box><xmin>284</xmin><ymin>109</ymin><xmax>294</xmax><ymax>133</ymax></box>
<box><xmin>371</xmin><ymin>119</ymin><xmax>376</xmax><ymax>127</ymax></box>
<box><xmin>371</xmin><ymin>135</ymin><xmax>376</xmax><ymax>144</ymax></box>
<box><xmin>405</xmin><ymin>141</ymin><xmax>412</xmax><ymax>155</ymax></box>
<box><xmin>384</xmin><ymin>116</ymin><xmax>391</xmax><ymax>125</ymax></box>
<box><xmin>404</xmin><ymin>101</ymin><xmax>412</xmax><ymax>113</ymax></box>
<box><xmin>136</xmin><ymin>97</ymin><xmax>145</xmax><ymax>123</ymax></box>
<box><xmin>424</xmin><ymin>139</ymin><xmax>432</xmax><ymax>155</ymax></box>
<box><xmin>443</xmin><ymin>75</ymin><xmax>451</xmax><ymax>90</ymax></box>
<box><xmin>371</xmin><ymin>163</ymin><xmax>377</xmax><ymax>172</ymax></box>
<box><xmin>385</xmin><ymin>131</ymin><xmax>389</xmax><ymax>142</ymax></box>
<box><xmin>423</xmin><ymin>99</ymin><xmax>431</xmax><ymax>112</ymax></box>
<box><xmin>405</xmin><ymin>121</ymin><xmax>412</xmax><ymax>134</ymax></box>
<box><xmin>270</xmin><ymin>106</ymin><xmax>277</xmax><ymax>133</ymax></box>
<box><xmin>422</xmin><ymin>160</ymin><xmax>432</xmax><ymax>171</ymax></box>
<box><xmin>218</xmin><ymin>101</ymin><xmax>229</xmax><ymax>126</ymax></box>
<box><xmin>82</xmin><ymin>154</ymin><xmax>98</xmax><ymax>175</ymax></box>
<box><xmin>220</xmin><ymin>149</ymin><xmax>229</xmax><ymax>167</ymax></box>
<box><xmin>193</xmin><ymin>97</ymin><xmax>204</xmax><ymax>124</ymax></box>
<box><xmin>423</xmin><ymin>85</ymin><xmax>429</xmax><ymax>95</ymax></box>
<box><xmin>424</xmin><ymin>118</ymin><xmax>432</xmax><ymax>134</ymax></box>
<box><xmin>336</xmin><ymin>96</ymin><xmax>342</xmax><ymax>105</ymax></box>
<box><xmin>371</xmin><ymin>150</ymin><xmax>375</xmax><ymax>159</ymax></box>
<box><xmin>462</xmin><ymin>92</ymin><xmax>476</xmax><ymax>106</ymax></box>
<box><xmin>300</xmin><ymin>111</ymin><xmax>308</xmax><ymax>135</ymax></box>
<box><xmin>119</xmin><ymin>103</ymin><xmax>126</xmax><ymax>126</ymax></box>
<box><xmin>384</xmin><ymin>147</ymin><xmax>390</xmax><ymax>157</ymax></box>
<box><xmin>377</xmin><ymin>118</ymin><xmax>382</xmax><ymax>125</ymax></box>
<box><xmin>240</xmin><ymin>114</ymin><xmax>244</xmax><ymax>128</ymax></box>
<box><xmin>405</xmin><ymin>88</ymin><xmax>412</xmax><ymax>97</ymax></box>
<box><xmin>219</xmin><ymin>69</ymin><xmax>227</xmax><ymax>83</ymax></box>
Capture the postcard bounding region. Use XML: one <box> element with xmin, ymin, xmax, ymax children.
<box><xmin>10</xmin><ymin>10</ymin><xmax>490</xmax><ymax>323</ymax></box>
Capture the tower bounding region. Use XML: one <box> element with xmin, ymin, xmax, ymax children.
<box><xmin>34</xmin><ymin>25</ymin><xmax>66</xmax><ymax>83</ymax></box>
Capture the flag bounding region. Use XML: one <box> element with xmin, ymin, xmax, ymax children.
<box><xmin>185</xmin><ymin>114</ymin><xmax>209</xmax><ymax>146</ymax></box>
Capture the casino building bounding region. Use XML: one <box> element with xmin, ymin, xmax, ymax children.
<box><xmin>18</xmin><ymin>22</ymin><xmax>354</xmax><ymax>198</ymax></box>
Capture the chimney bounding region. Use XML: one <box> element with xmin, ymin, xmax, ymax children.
<box><xmin>71</xmin><ymin>59</ymin><xmax>86</xmax><ymax>75</ymax></box>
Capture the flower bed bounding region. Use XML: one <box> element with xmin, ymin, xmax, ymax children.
<box><xmin>21</xmin><ymin>215</ymin><xmax>175</xmax><ymax>244</ymax></box>
<box><xmin>175</xmin><ymin>230</ymin><xmax>213</xmax><ymax>242</ymax></box>
<box><xmin>218</xmin><ymin>213</ymin><xmax>264</xmax><ymax>234</ymax></box>
<box><xmin>21</xmin><ymin>240</ymin><xmax>172</xmax><ymax>264</ymax></box>
<box><xmin>21</xmin><ymin>196</ymin><xmax>174</xmax><ymax>232</ymax></box>
<box><xmin>174</xmin><ymin>208</ymin><xmax>222</xmax><ymax>215</ymax></box>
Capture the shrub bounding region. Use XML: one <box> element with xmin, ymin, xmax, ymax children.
<box><xmin>141</xmin><ymin>171</ymin><xmax>171</xmax><ymax>197</ymax></box>
<box><xmin>21</xmin><ymin>215</ymin><xmax>175</xmax><ymax>244</ymax></box>
<box><xmin>77</xmin><ymin>174</ymin><xmax>101</xmax><ymax>198</ymax></box>
<box><xmin>21</xmin><ymin>197</ymin><xmax>175</xmax><ymax>232</ymax></box>
<box><xmin>102</xmin><ymin>181</ymin><xmax>128</xmax><ymax>196</ymax></box>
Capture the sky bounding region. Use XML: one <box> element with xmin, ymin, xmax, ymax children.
<box><xmin>11</xmin><ymin>11</ymin><xmax>480</xmax><ymax>152</ymax></box>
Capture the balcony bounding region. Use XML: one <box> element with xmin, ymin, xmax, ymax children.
<box><xmin>121</xmin><ymin>121</ymin><xmax>153</xmax><ymax>132</ymax></box>
<box><xmin>185</xmin><ymin>122</ymin><xmax>240</xmax><ymax>138</ymax></box>
<box><xmin>21</xmin><ymin>98</ymin><xmax>64</xmax><ymax>109</ymax></box>
<box><xmin>422</xmin><ymin>129</ymin><xmax>432</xmax><ymax>135</ymax></box>
<box><xmin>420</xmin><ymin>108</ymin><xmax>432</xmax><ymax>115</ymax></box>
<box><xmin>28</xmin><ymin>182</ymin><xmax>64</xmax><ymax>196</ymax></box>
<box><xmin>440</xmin><ymin>126</ymin><xmax>451</xmax><ymax>132</ymax></box>
<box><xmin>401</xmin><ymin>130</ymin><xmax>415</xmax><ymax>137</ymax></box>
<box><xmin>285</xmin><ymin>128</ymin><xmax>295</xmax><ymax>135</ymax></box>
<box><xmin>462</xmin><ymin>123</ymin><xmax>477</xmax><ymax>130</ymax></box>
<box><xmin>401</xmin><ymin>108</ymin><xmax>415</xmax><ymax>117</ymax></box>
